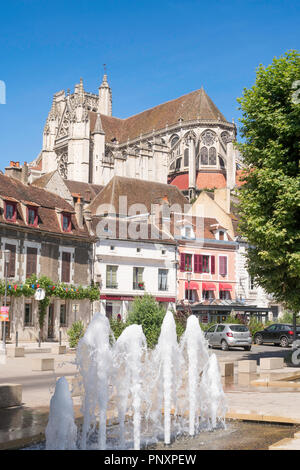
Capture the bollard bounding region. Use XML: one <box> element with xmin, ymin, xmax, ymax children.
<box><xmin>16</xmin><ymin>331</ymin><xmax>18</xmax><ymax>348</ymax></box>
<box><xmin>59</xmin><ymin>330</ymin><xmax>62</xmax><ymax>346</ymax></box>
<box><xmin>38</xmin><ymin>331</ymin><xmax>41</xmax><ymax>348</ymax></box>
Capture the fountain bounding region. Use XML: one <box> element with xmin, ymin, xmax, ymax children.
<box><xmin>45</xmin><ymin>376</ymin><xmax>77</xmax><ymax>450</ymax></box>
<box><xmin>46</xmin><ymin>311</ymin><xmax>226</xmax><ymax>450</ymax></box>
<box><xmin>113</xmin><ymin>324</ymin><xmax>147</xmax><ymax>449</ymax></box>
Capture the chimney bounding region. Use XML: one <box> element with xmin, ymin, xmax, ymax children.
<box><xmin>5</xmin><ymin>161</ymin><xmax>22</xmax><ymax>181</ymax></box>
<box><xmin>21</xmin><ymin>162</ymin><xmax>29</xmax><ymax>185</ymax></box>
<box><xmin>75</xmin><ymin>195</ymin><xmax>84</xmax><ymax>229</ymax></box>
<box><xmin>83</xmin><ymin>208</ymin><xmax>92</xmax><ymax>233</ymax></box>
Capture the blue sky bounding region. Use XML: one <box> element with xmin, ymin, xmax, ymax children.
<box><xmin>0</xmin><ymin>0</ymin><xmax>299</xmax><ymax>170</ymax></box>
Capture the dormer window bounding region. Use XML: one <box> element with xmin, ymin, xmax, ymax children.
<box><xmin>182</xmin><ymin>225</ymin><xmax>195</xmax><ymax>239</ymax></box>
<box><xmin>62</xmin><ymin>213</ymin><xmax>71</xmax><ymax>232</ymax></box>
<box><xmin>27</xmin><ymin>206</ymin><xmax>38</xmax><ymax>227</ymax></box>
<box><xmin>216</xmin><ymin>229</ymin><xmax>227</xmax><ymax>241</ymax></box>
<box><xmin>5</xmin><ymin>202</ymin><xmax>17</xmax><ymax>222</ymax></box>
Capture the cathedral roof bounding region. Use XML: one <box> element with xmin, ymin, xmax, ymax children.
<box><xmin>88</xmin><ymin>175</ymin><xmax>189</xmax><ymax>216</ymax></box>
<box><xmin>90</xmin><ymin>88</ymin><xmax>228</xmax><ymax>143</ymax></box>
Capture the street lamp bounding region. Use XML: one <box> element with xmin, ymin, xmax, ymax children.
<box><xmin>2</xmin><ymin>250</ymin><xmax>11</xmax><ymax>353</ymax></box>
<box><xmin>186</xmin><ymin>271</ymin><xmax>191</xmax><ymax>303</ymax></box>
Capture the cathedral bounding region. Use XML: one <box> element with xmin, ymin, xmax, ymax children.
<box><xmin>29</xmin><ymin>73</ymin><xmax>242</xmax><ymax>200</ymax></box>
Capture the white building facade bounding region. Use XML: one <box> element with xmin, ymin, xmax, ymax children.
<box><xmin>94</xmin><ymin>238</ymin><xmax>177</xmax><ymax>320</ymax></box>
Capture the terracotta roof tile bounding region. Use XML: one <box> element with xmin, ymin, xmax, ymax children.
<box><xmin>88</xmin><ymin>175</ymin><xmax>189</xmax><ymax>216</ymax></box>
<box><xmin>64</xmin><ymin>179</ymin><xmax>104</xmax><ymax>200</ymax></box>
<box><xmin>0</xmin><ymin>174</ymin><xmax>91</xmax><ymax>239</ymax></box>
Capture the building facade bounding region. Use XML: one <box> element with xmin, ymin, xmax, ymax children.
<box><xmin>94</xmin><ymin>231</ymin><xmax>177</xmax><ymax>320</ymax></box>
<box><xmin>174</xmin><ymin>215</ymin><xmax>238</xmax><ymax>322</ymax></box>
<box><xmin>0</xmin><ymin>172</ymin><xmax>95</xmax><ymax>342</ymax></box>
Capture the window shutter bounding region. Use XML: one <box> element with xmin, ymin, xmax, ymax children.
<box><xmin>199</xmin><ymin>255</ymin><xmax>203</xmax><ymax>273</ymax></box>
<box><xmin>219</xmin><ymin>256</ymin><xmax>227</xmax><ymax>276</ymax></box>
<box><xmin>5</xmin><ymin>244</ymin><xmax>16</xmax><ymax>277</ymax></box>
<box><xmin>194</xmin><ymin>255</ymin><xmax>200</xmax><ymax>273</ymax></box>
<box><xmin>61</xmin><ymin>252</ymin><xmax>71</xmax><ymax>283</ymax></box>
<box><xmin>26</xmin><ymin>247</ymin><xmax>37</xmax><ymax>278</ymax></box>
<box><xmin>223</xmin><ymin>257</ymin><xmax>227</xmax><ymax>275</ymax></box>
<box><xmin>133</xmin><ymin>267</ymin><xmax>137</xmax><ymax>285</ymax></box>
<box><xmin>180</xmin><ymin>253</ymin><xmax>185</xmax><ymax>272</ymax></box>
<box><xmin>211</xmin><ymin>256</ymin><xmax>215</xmax><ymax>274</ymax></box>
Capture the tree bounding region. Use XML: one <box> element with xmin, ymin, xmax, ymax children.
<box><xmin>126</xmin><ymin>294</ymin><xmax>166</xmax><ymax>348</ymax></box>
<box><xmin>236</xmin><ymin>50</ymin><xmax>300</xmax><ymax>335</ymax></box>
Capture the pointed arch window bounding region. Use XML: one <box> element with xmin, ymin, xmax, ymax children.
<box><xmin>170</xmin><ymin>135</ymin><xmax>179</xmax><ymax>148</ymax></box>
<box><xmin>184</xmin><ymin>148</ymin><xmax>189</xmax><ymax>167</ymax></box>
<box><xmin>200</xmin><ymin>147</ymin><xmax>208</xmax><ymax>165</ymax></box>
<box><xmin>209</xmin><ymin>147</ymin><xmax>216</xmax><ymax>166</ymax></box>
<box><xmin>175</xmin><ymin>158</ymin><xmax>182</xmax><ymax>170</ymax></box>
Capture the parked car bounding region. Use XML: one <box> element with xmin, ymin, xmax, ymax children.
<box><xmin>205</xmin><ymin>324</ymin><xmax>252</xmax><ymax>351</ymax></box>
<box><xmin>253</xmin><ymin>324</ymin><xmax>300</xmax><ymax>347</ymax></box>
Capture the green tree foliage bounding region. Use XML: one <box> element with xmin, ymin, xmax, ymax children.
<box><xmin>110</xmin><ymin>317</ymin><xmax>128</xmax><ymax>341</ymax></box>
<box><xmin>277</xmin><ymin>311</ymin><xmax>300</xmax><ymax>324</ymax></box>
<box><xmin>237</xmin><ymin>50</ymin><xmax>300</xmax><ymax>315</ymax></box>
<box><xmin>126</xmin><ymin>294</ymin><xmax>166</xmax><ymax>348</ymax></box>
<box><xmin>67</xmin><ymin>321</ymin><xmax>85</xmax><ymax>348</ymax></box>
<box><xmin>110</xmin><ymin>294</ymin><xmax>186</xmax><ymax>348</ymax></box>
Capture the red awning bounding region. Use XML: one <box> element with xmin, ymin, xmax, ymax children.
<box><xmin>185</xmin><ymin>281</ymin><xmax>199</xmax><ymax>290</ymax></box>
<box><xmin>202</xmin><ymin>282</ymin><xmax>216</xmax><ymax>291</ymax></box>
<box><xmin>219</xmin><ymin>283</ymin><xmax>233</xmax><ymax>291</ymax></box>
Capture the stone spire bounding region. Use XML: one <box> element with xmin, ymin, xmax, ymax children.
<box><xmin>93</xmin><ymin>113</ymin><xmax>104</xmax><ymax>134</ymax></box>
<box><xmin>78</xmin><ymin>77</ymin><xmax>85</xmax><ymax>103</ymax></box>
<box><xmin>98</xmin><ymin>66</ymin><xmax>112</xmax><ymax>116</ymax></box>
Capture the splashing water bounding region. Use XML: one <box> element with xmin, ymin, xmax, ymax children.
<box><xmin>151</xmin><ymin>310</ymin><xmax>181</xmax><ymax>444</ymax></box>
<box><xmin>45</xmin><ymin>377</ymin><xmax>77</xmax><ymax>450</ymax></box>
<box><xmin>180</xmin><ymin>314</ymin><xmax>210</xmax><ymax>436</ymax></box>
<box><xmin>45</xmin><ymin>312</ymin><xmax>226</xmax><ymax>449</ymax></box>
<box><xmin>113</xmin><ymin>324</ymin><xmax>147</xmax><ymax>449</ymax></box>
<box><xmin>76</xmin><ymin>312</ymin><xmax>112</xmax><ymax>450</ymax></box>
<box><xmin>199</xmin><ymin>353</ymin><xmax>227</xmax><ymax>430</ymax></box>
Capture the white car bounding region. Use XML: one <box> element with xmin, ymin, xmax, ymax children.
<box><xmin>205</xmin><ymin>323</ymin><xmax>252</xmax><ymax>351</ymax></box>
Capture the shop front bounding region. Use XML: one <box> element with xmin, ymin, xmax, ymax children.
<box><xmin>177</xmin><ymin>302</ymin><xmax>272</xmax><ymax>324</ymax></box>
<box><xmin>100</xmin><ymin>294</ymin><xmax>176</xmax><ymax>321</ymax></box>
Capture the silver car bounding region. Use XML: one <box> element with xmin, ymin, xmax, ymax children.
<box><xmin>205</xmin><ymin>324</ymin><xmax>252</xmax><ymax>351</ymax></box>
